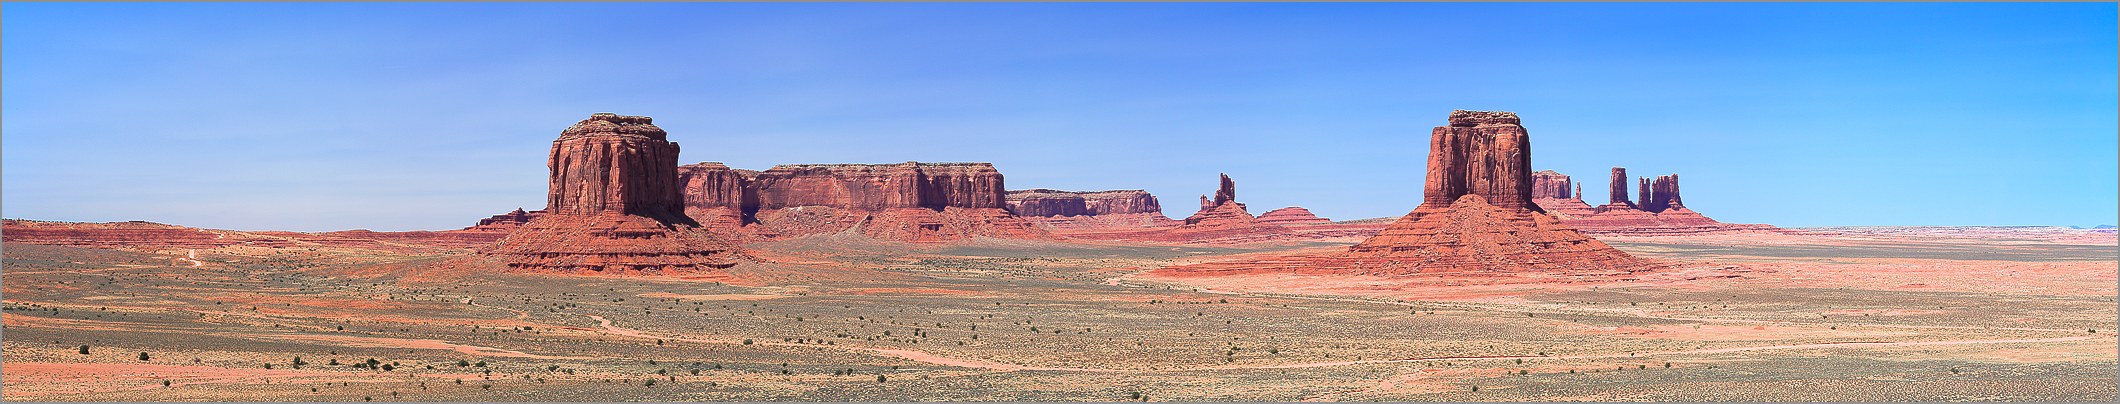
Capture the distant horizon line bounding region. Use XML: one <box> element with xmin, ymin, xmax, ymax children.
<box><xmin>2</xmin><ymin>216</ymin><xmax>2112</xmax><ymax>235</ymax></box>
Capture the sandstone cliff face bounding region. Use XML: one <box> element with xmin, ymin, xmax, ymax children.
<box><xmin>671</xmin><ymin>161</ymin><xmax>1047</xmax><ymax>243</ymax></box>
<box><xmin>1421</xmin><ymin>111</ymin><xmax>1538</xmax><ymax>211</ymax></box>
<box><xmin>545</xmin><ymin>113</ymin><xmax>691</xmax><ymax>224</ymax></box>
<box><xmin>1641</xmin><ymin>174</ymin><xmax>1681</xmax><ymax>213</ymax></box>
<box><xmin>481</xmin><ymin>113</ymin><xmax>743</xmax><ymax>273</ymax></box>
<box><xmin>1531</xmin><ymin>170</ymin><xmax>1573</xmax><ymax>200</ymax></box>
<box><xmin>1004</xmin><ymin>189</ymin><xmax>1163</xmax><ymax>217</ymax></box>
<box><xmin>1211</xmin><ymin>174</ymin><xmax>1236</xmax><ymax>206</ymax></box>
<box><xmin>1605</xmin><ymin>167</ymin><xmax>1633</xmax><ymax>207</ymax></box>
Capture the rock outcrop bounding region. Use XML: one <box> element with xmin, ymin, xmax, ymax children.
<box><xmin>1602</xmin><ymin>167</ymin><xmax>1635</xmax><ymax>209</ymax></box>
<box><xmin>0</xmin><ymin>219</ymin><xmax>285</xmax><ymax>251</ymax></box>
<box><xmin>1256</xmin><ymin>207</ymin><xmax>1331</xmax><ymax>226</ymax></box>
<box><xmin>479</xmin><ymin>113</ymin><xmax>743</xmax><ymax>273</ymax></box>
<box><xmin>1640</xmin><ymin>174</ymin><xmax>1681</xmax><ymax>213</ymax></box>
<box><xmin>1159</xmin><ymin>110</ymin><xmax>1652</xmax><ymax>279</ymax></box>
<box><xmin>1531</xmin><ymin>170</ymin><xmax>1573</xmax><ymax>200</ymax></box>
<box><xmin>1422</xmin><ymin>111</ymin><xmax>1538</xmax><ymax>211</ymax></box>
<box><xmin>1005</xmin><ymin>189</ymin><xmax>1163</xmax><ymax>217</ymax></box>
<box><xmin>1336</xmin><ymin>111</ymin><xmax>1642</xmax><ymax>273</ymax></box>
<box><xmin>1529</xmin><ymin>171</ymin><xmax>1598</xmax><ymax>220</ymax></box>
<box><xmin>1005</xmin><ymin>189</ymin><xmax>1176</xmax><ymax>230</ymax></box>
<box><xmin>464</xmin><ymin>208</ymin><xmax>545</xmax><ymax>232</ymax></box>
<box><xmin>1534</xmin><ymin>168</ymin><xmax>1775</xmax><ymax>235</ymax></box>
<box><xmin>1056</xmin><ymin>174</ymin><xmax>1294</xmax><ymax>244</ymax></box>
<box><xmin>673</xmin><ymin>161</ymin><xmax>1049</xmax><ymax>242</ymax></box>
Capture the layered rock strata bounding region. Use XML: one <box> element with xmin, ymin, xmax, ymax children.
<box><xmin>1005</xmin><ymin>189</ymin><xmax>1176</xmax><ymax>229</ymax></box>
<box><xmin>479</xmin><ymin>113</ymin><xmax>743</xmax><ymax>273</ymax></box>
<box><xmin>1531</xmin><ymin>170</ymin><xmax>1573</xmax><ymax>200</ymax></box>
<box><xmin>674</xmin><ymin>162</ymin><xmax>1049</xmax><ymax>242</ymax></box>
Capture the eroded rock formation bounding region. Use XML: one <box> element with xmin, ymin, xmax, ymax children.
<box><xmin>1531</xmin><ymin>170</ymin><xmax>1573</xmax><ymax>200</ymax></box>
<box><xmin>1422</xmin><ymin>111</ymin><xmax>1538</xmax><ymax>211</ymax></box>
<box><xmin>673</xmin><ymin>161</ymin><xmax>1049</xmax><ymax>242</ymax></box>
<box><xmin>479</xmin><ymin>113</ymin><xmax>743</xmax><ymax>273</ymax></box>
<box><xmin>1005</xmin><ymin>189</ymin><xmax>1176</xmax><ymax>229</ymax></box>
<box><xmin>1057</xmin><ymin>174</ymin><xmax>1294</xmax><ymax>243</ymax></box>
<box><xmin>465</xmin><ymin>208</ymin><xmax>545</xmax><ymax>232</ymax></box>
<box><xmin>1336</xmin><ymin>111</ymin><xmax>1642</xmax><ymax>273</ymax></box>
<box><xmin>1641</xmin><ymin>174</ymin><xmax>1681</xmax><ymax>213</ymax></box>
<box><xmin>1157</xmin><ymin>110</ymin><xmax>1651</xmax><ymax>279</ymax></box>
<box><xmin>1535</xmin><ymin>168</ymin><xmax>1775</xmax><ymax>235</ymax></box>
<box><xmin>1603</xmin><ymin>167</ymin><xmax>1634</xmax><ymax>209</ymax></box>
<box><xmin>1005</xmin><ymin>189</ymin><xmax>1162</xmax><ymax>217</ymax></box>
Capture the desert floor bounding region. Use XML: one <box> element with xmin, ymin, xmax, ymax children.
<box><xmin>3</xmin><ymin>227</ymin><xmax>2115</xmax><ymax>401</ymax></box>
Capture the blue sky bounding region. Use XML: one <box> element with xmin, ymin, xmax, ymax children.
<box><xmin>5</xmin><ymin>3</ymin><xmax>2114</xmax><ymax>231</ymax></box>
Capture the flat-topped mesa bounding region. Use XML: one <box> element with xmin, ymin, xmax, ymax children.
<box><xmin>1531</xmin><ymin>170</ymin><xmax>1573</xmax><ymax>200</ymax></box>
<box><xmin>1257</xmin><ymin>207</ymin><xmax>1331</xmax><ymax>225</ymax></box>
<box><xmin>480</xmin><ymin>113</ymin><xmax>743</xmax><ymax>274</ymax></box>
<box><xmin>748</xmin><ymin>162</ymin><xmax>1005</xmax><ymax>211</ymax></box>
<box><xmin>464</xmin><ymin>208</ymin><xmax>546</xmax><ymax>232</ymax></box>
<box><xmin>1005</xmin><ymin>189</ymin><xmax>1163</xmax><ymax>217</ymax></box>
<box><xmin>1421</xmin><ymin>110</ymin><xmax>1538</xmax><ymax>212</ymax></box>
<box><xmin>674</xmin><ymin>161</ymin><xmax>1048</xmax><ymax>242</ymax></box>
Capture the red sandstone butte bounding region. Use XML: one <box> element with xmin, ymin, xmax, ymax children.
<box><xmin>1158</xmin><ymin>110</ymin><xmax>1652</xmax><ymax>278</ymax></box>
<box><xmin>1530</xmin><ymin>171</ymin><xmax>1598</xmax><ymax>221</ymax></box>
<box><xmin>1531</xmin><ymin>170</ymin><xmax>1572</xmax><ymax>200</ymax></box>
<box><xmin>674</xmin><ymin>161</ymin><xmax>1050</xmax><ymax>242</ymax></box>
<box><xmin>479</xmin><ymin>113</ymin><xmax>743</xmax><ymax>273</ymax></box>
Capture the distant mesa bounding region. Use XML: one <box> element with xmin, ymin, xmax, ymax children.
<box><xmin>1034</xmin><ymin>174</ymin><xmax>1297</xmax><ymax>244</ymax></box>
<box><xmin>477</xmin><ymin>113</ymin><xmax>745</xmax><ymax>274</ymax></box>
<box><xmin>1004</xmin><ymin>189</ymin><xmax>1178</xmax><ymax>229</ymax></box>
<box><xmin>676</xmin><ymin>161</ymin><xmax>1051</xmax><ymax>243</ymax></box>
<box><xmin>1256</xmin><ymin>207</ymin><xmax>1330</xmax><ymax>226</ymax></box>
<box><xmin>0</xmin><ymin>218</ymin><xmax>503</xmax><ymax>253</ymax></box>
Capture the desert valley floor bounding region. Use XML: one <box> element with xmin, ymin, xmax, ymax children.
<box><xmin>2</xmin><ymin>227</ymin><xmax>2115</xmax><ymax>401</ymax></box>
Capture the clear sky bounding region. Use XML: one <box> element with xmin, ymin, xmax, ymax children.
<box><xmin>5</xmin><ymin>3</ymin><xmax>2115</xmax><ymax>232</ymax></box>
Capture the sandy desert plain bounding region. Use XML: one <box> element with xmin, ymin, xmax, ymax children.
<box><xmin>1</xmin><ymin>223</ymin><xmax>2114</xmax><ymax>401</ymax></box>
